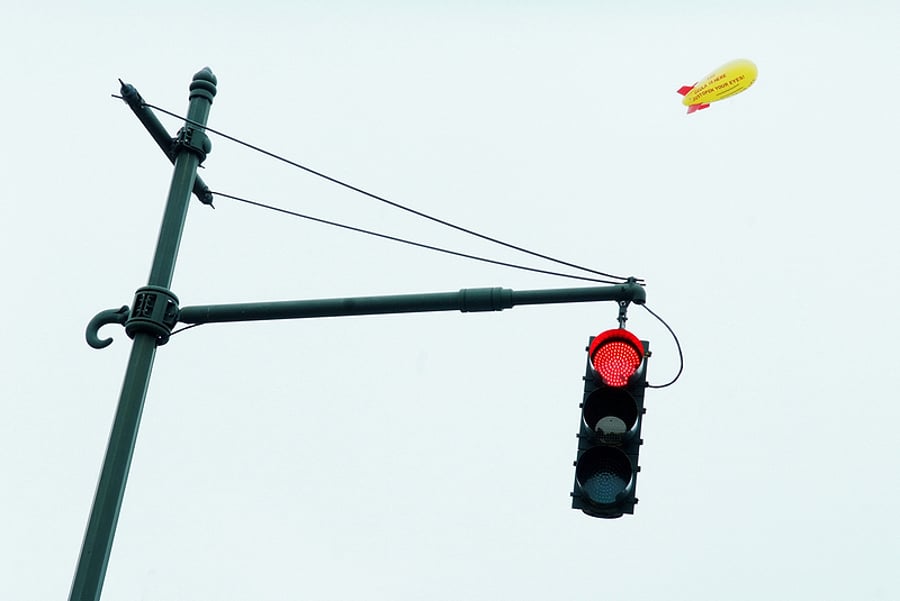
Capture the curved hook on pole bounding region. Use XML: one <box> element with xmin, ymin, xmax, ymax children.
<box><xmin>86</xmin><ymin>306</ymin><xmax>130</xmax><ymax>349</ymax></box>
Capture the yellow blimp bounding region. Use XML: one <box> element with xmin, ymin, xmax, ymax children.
<box><xmin>677</xmin><ymin>59</ymin><xmax>757</xmax><ymax>114</ymax></box>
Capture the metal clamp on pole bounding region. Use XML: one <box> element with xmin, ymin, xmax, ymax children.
<box><xmin>173</xmin><ymin>125</ymin><xmax>211</xmax><ymax>164</ymax></box>
<box><xmin>124</xmin><ymin>286</ymin><xmax>180</xmax><ymax>346</ymax></box>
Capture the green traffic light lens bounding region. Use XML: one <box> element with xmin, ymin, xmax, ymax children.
<box><xmin>575</xmin><ymin>447</ymin><xmax>633</xmax><ymax>505</ymax></box>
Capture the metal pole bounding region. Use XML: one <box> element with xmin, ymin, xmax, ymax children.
<box><xmin>69</xmin><ymin>68</ymin><xmax>217</xmax><ymax>601</ymax></box>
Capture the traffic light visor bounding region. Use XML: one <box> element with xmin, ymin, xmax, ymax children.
<box><xmin>589</xmin><ymin>329</ymin><xmax>644</xmax><ymax>388</ymax></box>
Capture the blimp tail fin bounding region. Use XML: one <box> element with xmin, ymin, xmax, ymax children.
<box><xmin>677</xmin><ymin>84</ymin><xmax>695</xmax><ymax>96</ymax></box>
<box><xmin>686</xmin><ymin>103</ymin><xmax>710</xmax><ymax>114</ymax></box>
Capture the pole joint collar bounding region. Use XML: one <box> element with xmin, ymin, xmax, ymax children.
<box><xmin>125</xmin><ymin>286</ymin><xmax>180</xmax><ymax>346</ymax></box>
<box><xmin>173</xmin><ymin>126</ymin><xmax>211</xmax><ymax>164</ymax></box>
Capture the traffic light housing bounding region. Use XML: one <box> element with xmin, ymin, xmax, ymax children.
<box><xmin>572</xmin><ymin>328</ymin><xmax>649</xmax><ymax>518</ymax></box>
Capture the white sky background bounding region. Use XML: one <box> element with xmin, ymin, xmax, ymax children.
<box><xmin>2</xmin><ymin>1</ymin><xmax>899</xmax><ymax>599</ymax></box>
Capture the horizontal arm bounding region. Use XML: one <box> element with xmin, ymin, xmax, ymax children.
<box><xmin>177</xmin><ymin>282</ymin><xmax>645</xmax><ymax>325</ymax></box>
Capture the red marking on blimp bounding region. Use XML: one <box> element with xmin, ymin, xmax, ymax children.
<box><xmin>677</xmin><ymin>59</ymin><xmax>757</xmax><ymax>114</ymax></box>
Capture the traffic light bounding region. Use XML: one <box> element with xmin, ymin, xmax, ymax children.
<box><xmin>572</xmin><ymin>328</ymin><xmax>649</xmax><ymax>518</ymax></box>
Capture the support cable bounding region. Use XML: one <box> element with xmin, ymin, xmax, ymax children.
<box><xmin>212</xmin><ymin>190</ymin><xmax>625</xmax><ymax>284</ymax></box>
<box><xmin>131</xmin><ymin>99</ymin><xmax>641</xmax><ymax>283</ymax></box>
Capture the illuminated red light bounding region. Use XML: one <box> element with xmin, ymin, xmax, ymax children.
<box><xmin>589</xmin><ymin>329</ymin><xmax>644</xmax><ymax>387</ymax></box>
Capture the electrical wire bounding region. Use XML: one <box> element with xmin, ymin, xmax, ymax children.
<box><xmin>640</xmin><ymin>303</ymin><xmax>683</xmax><ymax>389</ymax></box>
<box><xmin>212</xmin><ymin>190</ymin><xmax>625</xmax><ymax>284</ymax></box>
<box><xmin>169</xmin><ymin>323</ymin><xmax>202</xmax><ymax>337</ymax></box>
<box><xmin>138</xmin><ymin>100</ymin><xmax>642</xmax><ymax>284</ymax></box>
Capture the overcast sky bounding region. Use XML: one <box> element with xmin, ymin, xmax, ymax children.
<box><xmin>3</xmin><ymin>2</ymin><xmax>899</xmax><ymax>600</ymax></box>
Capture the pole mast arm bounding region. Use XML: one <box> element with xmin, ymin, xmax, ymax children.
<box><xmin>176</xmin><ymin>281</ymin><xmax>646</xmax><ymax>325</ymax></box>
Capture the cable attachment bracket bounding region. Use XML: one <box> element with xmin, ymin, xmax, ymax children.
<box><xmin>617</xmin><ymin>299</ymin><xmax>630</xmax><ymax>329</ymax></box>
<box><xmin>124</xmin><ymin>286</ymin><xmax>180</xmax><ymax>346</ymax></box>
<box><xmin>616</xmin><ymin>276</ymin><xmax>644</xmax><ymax>328</ymax></box>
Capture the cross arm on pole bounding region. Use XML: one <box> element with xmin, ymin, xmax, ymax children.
<box><xmin>117</xmin><ymin>78</ymin><xmax>215</xmax><ymax>207</ymax></box>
